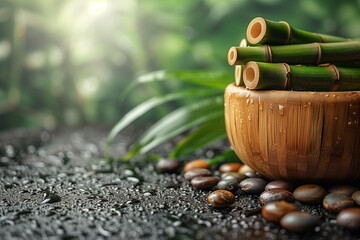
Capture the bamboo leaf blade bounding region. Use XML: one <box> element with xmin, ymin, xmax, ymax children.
<box><xmin>105</xmin><ymin>88</ymin><xmax>220</xmax><ymax>160</ymax></box>
<box><xmin>170</xmin><ymin>115</ymin><xmax>227</xmax><ymax>158</ymax></box>
<box><xmin>125</xmin><ymin>96</ymin><xmax>225</xmax><ymax>158</ymax></box>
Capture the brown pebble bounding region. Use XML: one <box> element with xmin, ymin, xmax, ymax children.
<box><xmin>239</xmin><ymin>178</ymin><xmax>267</xmax><ymax>195</ymax></box>
<box><xmin>217</xmin><ymin>179</ymin><xmax>239</xmax><ymax>193</ymax></box>
<box><xmin>183</xmin><ymin>159</ymin><xmax>210</xmax><ymax>172</ymax></box>
<box><xmin>221</xmin><ymin>172</ymin><xmax>247</xmax><ymax>182</ymax></box>
<box><xmin>260</xmin><ymin>189</ymin><xmax>294</xmax><ymax>204</ymax></box>
<box><xmin>352</xmin><ymin>190</ymin><xmax>360</xmax><ymax>206</ymax></box>
<box><xmin>328</xmin><ymin>185</ymin><xmax>358</xmax><ymax>196</ymax></box>
<box><xmin>190</xmin><ymin>176</ymin><xmax>219</xmax><ymax>190</ymax></box>
<box><xmin>280</xmin><ymin>211</ymin><xmax>320</xmax><ymax>232</ymax></box>
<box><xmin>156</xmin><ymin>158</ymin><xmax>180</xmax><ymax>173</ymax></box>
<box><xmin>323</xmin><ymin>193</ymin><xmax>355</xmax><ymax>212</ymax></box>
<box><xmin>262</xmin><ymin>200</ymin><xmax>297</xmax><ymax>223</ymax></box>
<box><xmin>238</xmin><ymin>165</ymin><xmax>255</xmax><ymax>175</ymax></box>
<box><xmin>265</xmin><ymin>180</ymin><xmax>294</xmax><ymax>192</ymax></box>
<box><xmin>293</xmin><ymin>184</ymin><xmax>327</xmax><ymax>204</ymax></box>
<box><xmin>219</xmin><ymin>162</ymin><xmax>243</xmax><ymax>173</ymax></box>
<box><xmin>337</xmin><ymin>208</ymin><xmax>360</xmax><ymax>230</ymax></box>
<box><xmin>184</xmin><ymin>168</ymin><xmax>212</xmax><ymax>181</ymax></box>
<box><xmin>208</xmin><ymin>190</ymin><xmax>235</xmax><ymax>207</ymax></box>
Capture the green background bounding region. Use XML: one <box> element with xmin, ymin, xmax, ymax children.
<box><xmin>0</xmin><ymin>0</ymin><xmax>359</xmax><ymax>130</ymax></box>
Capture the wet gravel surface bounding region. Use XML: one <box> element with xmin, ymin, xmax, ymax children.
<box><xmin>0</xmin><ymin>126</ymin><xmax>359</xmax><ymax>240</ymax></box>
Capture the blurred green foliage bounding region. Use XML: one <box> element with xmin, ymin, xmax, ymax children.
<box><xmin>0</xmin><ymin>0</ymin><xmax>359</xmax><ymax>130</ymax></box>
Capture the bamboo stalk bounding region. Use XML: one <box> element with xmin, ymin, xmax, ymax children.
<box><xmin>228</xmin><ymin>41</ymin><xmax>360</xmax><ymax>65</ymax></box>
<box><xmin>234</xmin><ymin>39</ymin><xmax>247</xmax><ymax>86</ymax></box>
<box><xmin>246</xmin><ymin>17</ymin><xmax>351</xmax><ymax>45</ymax></box>
<box><xmin>243</xmin><ymin>61</ymin><xmax>360</xmax><ymax>91</ymax></box>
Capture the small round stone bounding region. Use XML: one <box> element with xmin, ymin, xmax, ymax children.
<box><xmin>217</xmin><ymin>179</ymin><xmax>239</xmax><ymax>193</ymax></box>
<box><xmin>208</xmin><ymin>190</ymin><xmax>235</xmax><ymax>207</ymax></box>
<box><xmin>293</xmin><ymin>184</ymin><xmax>327</xmax><ymax>204</ymax></box>
<box><xmin>260</xmin><ymin>189</ymin><xmax>294</xmax><ymax>204</ymax></box>
<box><xmin>219</xmin><ymin>162</ymin><xmax>243</xmax><ymax>173</ymax></box>
<box><xmin>221</xmin><ymin>172</ymin><xmax>247</xmax><ymax>182</ymax></box>
<box><xmin>238</xmin><ymin>165</ymin><xmax>255</xmax><ymax>175</ymax></box>
<box><xmin>352</xmin><ymin>190</ymin><xmax>360</xmax><ymax>206</ymax></box>
<box><xmin>183</xmin><ymin>159</ymin><xmax>210</xmax><ymax>172</ymax></box>
<box><xmin>244</xmin><ymin>171</ymin><xmax>259</xmax><ymax>178</ymax></box>
<box><xmin>265</xmin><ymin>180</ymin><xmax>294</xmax><ymax>192</ymax></box>
<box><xmin>336</xmin><ymin>208</ymin><xmax>360</xmax><ymax>230</ymax></box>
<box><xmin>262</xmin><ymin>200</ymin><xmax>297</xmax><ymax>223</ymax></box>
<box><xmin>239</xmin><ymin>178</ymin><xmax>267</xmax><ymax>195</ymax></box>
<box><xmin>328</xmin><ymin>185</ymin><xmax>358</xmax><ymax>196</ymax></box>
<box><xmin>280</xmin><ymin>211</ymin><xmax>320</xmax><ymax>232</ymax></box>
<box><xmin>190</xmin><ymin>176</ymin><xmax>219</xmax><ymax>190</ymax></box>
<box><xmin>156</xmin><ymin>158</ymin><xmax>180</xmax><ymax>173</ymax></box>
<box><xmin>323</xmin><ymin>193</ymin><xmax>355</xmax><ymax>212</ymax></box>
<box><xmin>184</xmin><ymin>168</ymin><xmax>212</xmax><ymax>181</ymax></box>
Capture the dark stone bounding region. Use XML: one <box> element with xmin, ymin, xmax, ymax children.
<box><xmin>156</xmin><ymin>158</ymin><xmax>180</xmax><ymax>173</ymax></box>
<box><xmin>183</xmin><ymin>159</ymin><xmax>210</xmax><ymax>172</ymax></box>
<box><xmin>337</xmin><ymin>208</ymin><xmax>360</xmax><ymax>230</ymax></box>
<box><xmin>239</xmin><ymin>178</ymin><xmax>267</xmax><ymax>195</ymax></box>
<box><xmin>259</xmin><ymin>189</ymin><xmax>294</xmax><ymax>204</ymax></box>
<box><xmin>352</xmin><ymin>190</ymin><xmax>360</xmax><ymax>206</ymax></box>
<box><xmin>184</xmin><ymin>168</ymin><xmax>212</xmax><ymax>181</ymax></box>
<box><xmin>323</xmin><ymin>193</ymin><xmax>355</xmax><ymax>212</ymax></box>
<box><xmin>262</xmin><ymin>200</ymin><xmax>297</xmax><ymax>223</ymax></box>
<box><xmin>293</xmin><ymin>184</ymin><xmax>327</xmax><ymax>204</ymax></box>
<box><xmin>280</xmin><ymin>211</ymin><xmax>320</xmax><ymax>232</ymax></box>
<box><xmin>265</xmin><ymin>180</ymin><xmax>294</xmax><ymax>192</ymax></box>
<box><xmin>208</xmin><ymin>190</ymin><xmax>235</xmax><ymax>207</ymax></box>
<box><xmin>244</xmin><ymin>171</ymin><xmax>259</xmax><ymax>178</ymax></box>
<box><xmin>217</xmin><ymin>179</ymin><xmax>239</xmax><ymax>193</ymax></box>
<box><xmin>218</xmin><ymin>163</ymin><xmax>242</xmax><ymax>173</ymax></box>
<box><xmin>238</xmin><ymin>165</ymin><xmax>255</xmax><ymax>175</ymax></box>
<box><xmin>328</xmin><ymin>185</ymin><xmax>358</xmax><ymax>196</ymax></box>
<box><xmin>190</xmin><ymin>176</ymin><xmax>219</xmax><ymax>190</ymax></box>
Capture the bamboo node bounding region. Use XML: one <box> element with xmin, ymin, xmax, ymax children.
<box><xmin>265</xmin><ymin>45</ymin><xmax>273</xmax><ymax>63</ymax></box>
<box><xmin>316</xmin><ymin>33</ymin><xmax>325</xmax><ymax>43</ymax></box>
<box><xmin>327</xmin><ymin>64</ymin><xmax>340</xmax><ymax>91</ymax></box>
<box><xmin>313</xmin><ymin>42</ymin><xmax>322</xmax><ymax>65</ymax></box>
<box><xmin>279</xmin><ymin>21</ymin><xmax>292</xmax><ymax>44</ymax></box>
<box><xmin>283</xmin><ymin>63</ymin><xmax>291</xmax><ymax>90</ymax></box>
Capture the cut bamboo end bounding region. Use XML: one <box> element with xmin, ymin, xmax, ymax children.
<box><xmin>235</xmin><ymin>65</ymin><xmax>244</xmax><ymax>86</ymax></box>
<box><xmin>243</xmin><ymin>62</ymin><xmax>259</xmax><ymax>89</ymax></box>
<box><xmin>239</xmin><ymin>38</ymin><xmax>248</xmax><ymax>47</ymax></box>
<box><xmin>228</xmin><ymin>47</ymin><xmax>238</xmax><ymax>65</ymax></box>
<box><xmin>246</xmin><ymin>17</ymin><xmax>267</xmax><ymax>45</ymax></box>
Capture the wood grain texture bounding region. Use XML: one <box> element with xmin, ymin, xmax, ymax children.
<box><xmin>224</xmin><ymin>83</ymin><xmax>360</xmax><ymax>182</ymax></box>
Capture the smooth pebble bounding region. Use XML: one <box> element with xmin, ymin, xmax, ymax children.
<box><xmin>262</xmin><ymin>200</ymin><xmax>297</xmax><ymax>223</ymax></box>
<box><xmin>293</xmin><ymin>184</ymin><xmax>326</xmax><ymax>204</ymax></box>
<box><xmin>190</xmin><ymin>176</ymin><xmax>219</xmax><ymax>190</ymax></box>
<box><xmin>219</xmin><ymin>162</ymin><xmax>242</xmax><ymax>173</ymax></box>
<box><xmin>323</xmin><ymin>192</ymin><xmax>355</xmax><ymax>212</ymax></box>
<box><xmin>239</xmin><ymin>178</ymin><xmax>267</xmax><ymax>195</ymax></box>
<box><xmin>260</xmin><ymin>189</ymin><xmax>294</xmax><ymax>204</ymax></box>
<box><xmin>265</xmin><ymin>180</ymin><xmax>294</xmax><ymax>192</ymax></box>
<box><xmin>184</xmin><ymin>168</ymin><xmax>212</xmax><ymax>181</ymax></box>
<box><xmin>208</xmin><ymin>190</ymin><xmax>235</xmax><ymax>207</ymax></box>
<box><xmin>336</xmin><ymin>208</ymin><xmax>360</xmax><ymax>230</ymax></box>
<box><xmin>280</xmin><ymin>211</ymin><xmax>320</xmax><ymax>232</ymax></box>
<box><xmin>183</xmin><ymin>159</ymin><xmax>210</xmax><ymax>172</ymax></box>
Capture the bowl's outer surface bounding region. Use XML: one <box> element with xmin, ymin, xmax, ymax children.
<box><xmin>224</xmin><ymin>83</ymin><xmax>360</xmax><ymax>182</ymax></box>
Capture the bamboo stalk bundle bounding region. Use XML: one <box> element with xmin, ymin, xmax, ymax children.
<box><xmin>243</xmin><ymin>62</ymin><xmax>360</xmax><ymax>91</ymax></box>
<box><xmin>246</xmin><ymin>17</ymin><xmax>351</xmax><ymax>45</ymax></box>
<box><xmin>228</xmin><ymin>41</ymin><xmax>360</xmax><ymax>66</ymax></box>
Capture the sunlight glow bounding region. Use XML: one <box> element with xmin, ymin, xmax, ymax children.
<box><xmin>90</xmin><ymin>0</ymin><xmax>107</xmax><ymax>15</ymax></box>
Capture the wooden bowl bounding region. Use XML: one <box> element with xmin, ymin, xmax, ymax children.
<box><xmin>224</xmin><ymin>83</ymin><xmax>360</xmax><ymax>182</ymax></box>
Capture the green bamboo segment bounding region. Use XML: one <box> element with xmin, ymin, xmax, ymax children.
<box><xmin>235</xmin><ymin>65</ymin><xmax>245</xmax><ymax>86</ymax></box>
<box><xmin>228</xmin><ymin>41</ymin><xmax>360</xmax><ymax>65</ymax></box>
<box><xmin>246</xmin><ymin>17</ymin><xmax>351</xmax><ymax>45</ymax></box>
<box><xmin>243</xmin><ymin>61</ymin><xmax>360</xmax><ymax>91</ymax></box>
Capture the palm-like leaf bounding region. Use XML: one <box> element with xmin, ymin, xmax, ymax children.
<box><xmin>106</xmin><ymin>70</ymin><xmax>232</xmax><ymax>163</ymax></box>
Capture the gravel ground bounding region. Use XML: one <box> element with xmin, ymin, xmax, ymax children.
<box><xmin>0</xmin><ymin>126</ymin><xmax>359</xmax><ymax>240</ymax></box>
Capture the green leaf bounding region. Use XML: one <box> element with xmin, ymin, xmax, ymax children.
<box><xmin>170</xmin><ymin>115</ymin><xmax>227</xmax><ymax>158</ymax></box>
<box><xmin>119</xmin><ymin>70</ymin><xmax>231</xmax><ymax>104</ymax></box>
<box><xmin>208</xmin><ymin>149</ymin><xmax>241</xmax><ymax>167</ymax></box>
<box><xmin>123</xmin><ymin>96</ymin><xmax>224</xmax><ymax>160</ymax></box>
<box><xmin>105</xmin><ymin>88</ymin><xmax>219</xmax><ymax>160</ymax></box>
